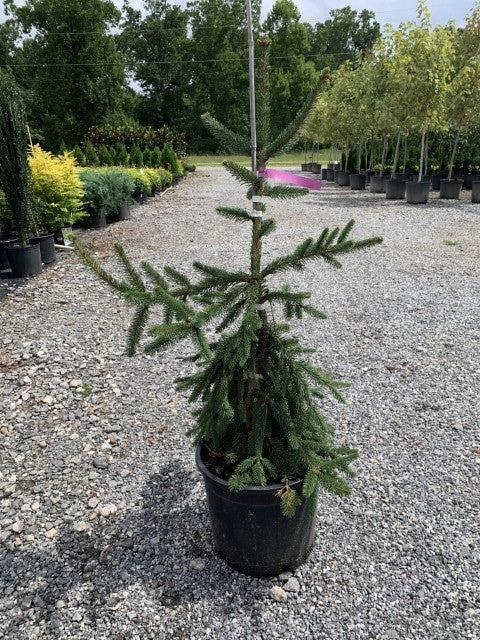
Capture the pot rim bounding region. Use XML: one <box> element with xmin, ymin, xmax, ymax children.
<box><xmin>195</xmin><ymin>443</ymin><xmax>303</xmax><ymax>494</ymax></box>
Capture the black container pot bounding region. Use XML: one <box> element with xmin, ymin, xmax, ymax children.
<box><xmin>370</xmin><ymin>175</ymin><xmax>388</xmax><ymax>193</ymax></box>
<box><xmin>392</xmin><ymin>173</ymin><xmax>408</xmax><ymax>181</ymax></box>
<box><xmin>439</xmin><ymin>179</ymin><xmax>463</xmax><ymax>200</ymax></box>
<box><xmin>196</xmin><ymin>445</ymin><xmax>316</xmax><ymax>576</ymax></box>
<box><xmin>0</xmin><ymin>239</ymin><xmax>16</xmax><ymax>271</ymax></box>
<box><xmin>349</xmin><ymin>173</ymin><xmax>366</xmax><ymax>190</ymax></box>
<box><xmin>462</xmin><ymin>174</ymin><xmax>477</xmax><ymax>190</ymax></box>
<box><xmin>321</xmin><ymin>168</ymin><xmax>328</xmax><ymax>180</ymax></box>
<box><xmin>471</xmin><ymin>181</ymin><xmax>480</xmax><ymax>202</ymax></box>
<box><xmin>333</xmin><ymin>169</ymin><xmax>340</xmax><ymax>184</ymax></box>
<box><xmin>90</xmin><ymin>210</ymin><xmax>107</xmax><ymax>229</ymax></box>
<box><xmin>117</xmin><ymin>203</ymin><xmax>131</xmax><ymax>221</ymax></box>
<box><xmin>386</xmin><ymin>179</ymin><xmax>406</xmax><ymax>200</ymax></box>
<box><xmin>140</xmin><ymin>193</ymin><xmax>148</xmax><ymax>204</ymax></box>
<box><xmin>431</xmin><ymin>174</ymin><xmax>442</xmax><ymax>190</ymax></box>
<box><xmin>312</xmin><ymin>163</ymin><xmax>322</xmax><ymax>175</ymax></box>
<box><xmin>132</xmin><ymin>189</ymin><xmax>142</xmax><ymax>204</ymax></box>
<box><xmin>306</xmin><ymin>162</ymin><xmax>313</xmax><ymax>172</ymax></box>
<box><xmin>326</xmin><ymin>168</ymin><xmax>334</xmax><ymax>181</ymax></box>
<box><xmin>337</xmin><ymin>171</ymin><xmax>350</xmax><ymax>186</ymax></box>
<box><xmin>366</xmin><ymin>169</ymin><xmax>376</xmax><ymax>184</ymax></box>
<box><xmin>29</xmin><ymin>234</ymin><xmax>57</xmax><ymax>264</ymax></box>
<box><xmin>301</xmin><ymin>163</ymin><xmax>308</xmax><ymax>172</ymax></box>
<box><xmin>406</xmin><ymin>181</ymin><xmax>430</xmax><ymax>204</ymax></box>
<box><xmin>5</xmin><ymin>244</ymin><xmax>42</xmax><ymax>278</ymax></box>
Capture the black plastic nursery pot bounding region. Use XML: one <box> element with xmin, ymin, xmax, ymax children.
<box><xmin>462</xmin><ymin>174</ymin><xmax>477</xmax><ymax>190</ymax></box>
<box><xmin>326</xmin><ymin>168</ymin><xmax>334</xmax><ymax>181</ymax></box>
<box><xmin>370</xmin><ymin>175</ymin><xmax>388</xmax><ymax>193</ymax></box>
<box><xmin>29</xmin><ymin>234</ymin><xmax>57</xmax><ymax>264</ymax></box>
<box><xmin>471</xmin><ymin>181</ymin><xmax>480</xmax><ymax>202</ymax></box>
<box><xmin>117</xmin><ymin>203</ymin><xmax>131</xmax><ymax>221</ymax></box>
<box><xmin>312</xmin><ymin>163</ymin><xmax>322</xmax><ymax>175</ymax></box>
<box><xmin>431</xmin><ymin>174</ymin><xmax>443</xmax><ymax>190</ymax></box>
<box><xmin>349</xmin><ymin>173</ymin><xmax>366</xmax><ymax>190</ymax></box>
<box><xmin>196</xmin><ymin>445</ymin><xmax>316</xmax><ymax>576</ymax></box>
<box><xmin>90</xmin><ymin>210</ymin><xmax>107</xmax><ymax>229</ymax></box>
<box><xmin>406</xmin><ymin>181</ymin><xmax>430</xmax><ymax>204</ymax></box>
<box><xmin>301</xmin><ymin>163</ymin><xmax>308</xmax><ymax>172</ymax></box>
<box><xmin>333</xmin><ymin>169</ymin><xmax>340</xmax><ymax>184</ymax></box>
<box><xmin>321</xmin><ymin>168</ymin><xmax>328</xmax><ymax>180</ymax></box>
<box><xmin>439</xmin><ymin>179</ymin><xmax>463</xmax><ymax>200</ymax></box>
<box><xmin>0</xmin><ymin>239</ymin><xmax>15</xmax><ymax>271</ymax></box>
<box><xmin>385</xmin><ymin>179</ymin><xmax>406</xmax><ymax>200</ymax></box>
<box><xmin>337</xmin><ymin>171</ymin><xmax>350</xmax><ymax>186</ymax></box>
<box><xmin>5</xmin><ymin>243</ymin><xmax>42</xmax><ymax>278</ymax></box>
<box><xmin>306</xmin><ymin>162</ymin><xmax>313</xmax><ymax>172</ymax></box>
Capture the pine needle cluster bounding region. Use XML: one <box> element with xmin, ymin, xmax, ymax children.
<box><xmin>74</xmin><ymin>41</ymin><xmax>382</xmax><ymax>516</ymax></box>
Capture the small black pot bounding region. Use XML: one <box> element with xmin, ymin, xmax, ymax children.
<box><xmin>349</xmin><ymin>173</ymin><xmax>366</xmax><ymax>190</ymax></box>
<box><xmin>370</xmin><ymin>175</ymin><xmax>388</xmax><ymax>193</ymax></box>
<box><xmin>333</xmin><ymin>169</ymin><xmax>340</xmax><ymax>184</ymax></box>
<box><xmin>306</xmin><ymin>162</ymin><xmax>313</xmax><ymax>172</ymax></box>
<box><xmin>117</xmin><ymin>203</ymin><xmax>131</xmax><ymax>221</ymax></box>
<box><xmin>337</xmin><ymin>171</ymin><xmax>350</xmax><ymax>186</ymax></box>
<box><xmin>196</xmin><ymin>445</ymin><xmax>316</xmax><ymax>576</ymax></box>
<box><xmin>406</xmin><ymin>181</ymin><xmax>430</xmax><ymax>204</ymax></box>
<box><xmin>5</xmin><ymin>244</ymin><xmax>42</xmax><ymax>278</ymax></box>
<box><xmin>321</xmin><ymin>168</ymin><xmax>328</xmax><ymax>180</ymax></box>
<box><xmin>462</xmin><ymin>174</ymin><xmax>477</xmax><ymax>190</ymax></box>
<box><xmin>301</xmin><ymin>163</ymin><xmax>308</xmax><ymax>172</ymax></box>
<box><xmin>386</xmin><ymin>179</ymin><xmax>406</xmax><ymax>200</ymax></box>
<box><xmin>431</xmin><ymin>174</ymin><xmax>442</xmax><ymax>190</ymax></box>
<box><xmin>312</xmin><ymin>163</ymin><xmax>322</xmax><ymax>175</ymax></box>
<box><xmin>439</xmin><ymin>179</ymin><xmax>463</xmax><ymax>200</ymax></box>
<box><xmin>0</xmin><ymin>239</ymin><xmax>16</xmax><ymax>271</ymax></box>
<box><xmin>29</xmin><ymin>234</ymin><xmax>57</xmax><ymax>264</ymax></box>
<box><xmin>90</xmin><ymin>210</ymin><xmax>107</xmax><ymax>229</ymax></box>
<box><xmin>471</xmin><ymin>181</ymin><xmax>480</xmax><ymax>202</ymax></box>
<box><xmin>326</xmin><ymin>168</ymin><xmax>334</xmax><ymax>182</ymax></box>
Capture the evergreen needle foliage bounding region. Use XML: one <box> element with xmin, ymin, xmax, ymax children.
<box><xmin>74</xmin><ymin>40</ymin><xmax>383</xmax><ymax>517</ymax></box>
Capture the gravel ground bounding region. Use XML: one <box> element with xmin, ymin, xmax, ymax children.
<box><xmin>0</xmin><ymin>169</ymin><xmax>479</xmax><ymax>640</ymax></box>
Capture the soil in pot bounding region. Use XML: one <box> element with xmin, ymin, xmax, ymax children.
<box><xmin>370</xmin><ymin>175</ymin><xmax>388</xmax><ymax>193</ymax></box>
<box><xmin>5</xmin><ymin>243</ymin><xmax>42</xmax><ymax>278</ymax></box>
<box><xmin>0</xmin><ymin>239</ymin><xmax>15</xmax><ymax>271</ymax></box>
<box><xmin>386</xmin><ymin>179</ymin><xmax>406</xmax><ymax>200</ymax></box>
<box><xmin>196</xmin><ymin>444</ymin><xmax>316</xmax><ymax>576</ymax></box>
<box><xmin>337</xmin><ymin>171</ymin><xmax>350</xmax><ymax>186</ymax></box>
<box><xmin>117</xmin><ymin>203</ymin><xmax>131</xmax><ymax>221</ymax></box>
<box><xmin>406</xmin><ymin>181</ymin><xmax>430</xmax><ymax>204</ymax></box>
<box><xmin>439</xmin><ymin>179</ymin><xmax>463</xmax><ymax>200</ymax></box>
<box><xmin>471</xmin><ymin>181</ymin><xmax>480</xmax><ymax>202</ymax></box>
<box><xmin>29</xmin><ymin>233</ymin><xmax>57</xmax><ymax>264</ymax></box>
<box><xmin>350</xmin><ymin>173</ymin><xmax>366</xmax><ymax>190</ymax></box>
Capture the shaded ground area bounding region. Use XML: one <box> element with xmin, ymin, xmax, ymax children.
<box><xmin>0</xmin><ymin>170</ymin><xmax>479</xmax><ymax>639</ymax></box>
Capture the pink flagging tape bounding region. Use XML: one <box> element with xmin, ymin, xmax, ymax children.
<box><xmin>258</xmin><ymin>167</ymin><xmax>322</xmax><ymax>190</ymax></box>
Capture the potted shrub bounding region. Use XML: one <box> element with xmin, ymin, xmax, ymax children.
<box><xmin>128</xmin><ymin>168</ymin><xmax>150</xmax><ymax>204</ymax></box>
<box><xmin>29</xmin><ymin>145</ymin><xmax>85</xmax><ymax>259</ymax></box>
<box><xmin>79</xmin><ymin>170</ymin><xmax>111</xmax><ymax>228</ymax></box>
<box><xmin>0</xmin><ymin>70</ymin><xmax>42</xmax><ymax>277</ymax></box>
<box><xmin>73</xmin><ymin>40</ymin><xmax>383</xmax><ymax>576</ymax></box>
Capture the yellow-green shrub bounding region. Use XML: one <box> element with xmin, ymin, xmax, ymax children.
<box><xmin>29</xmin><ymin>145</ymin><xmax>85</xmax><ymax>231</ymax></box>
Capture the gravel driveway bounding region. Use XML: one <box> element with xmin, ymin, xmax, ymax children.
<box><xmin>1</xmin><ymin>169</ymin><xmax>479</xmax><ymax>640</ymax></box>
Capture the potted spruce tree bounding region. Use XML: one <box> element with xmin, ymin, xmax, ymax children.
<box><xmin>73</xmin><ymin>39</ymin><xmax>382</xmax><ymax>576</ymax></box>
<box><xmin>0</xmin><ymin>70</ymin><xmax>42</xmax><ymax>278</ymax></box>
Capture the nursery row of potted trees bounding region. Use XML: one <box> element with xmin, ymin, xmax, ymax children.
<box><xmin>0</xmin><ymin>71</ymin><xmax>193</xmax><ymax>279</ymax></box>
<box><xmin>303</xmin><ymin>1</ymin><xmax>480</xmax><ymax>205</ymax></box>
<box><xmin>302</xmin><ymin>161</ymin><xmax>480</xmax><ymax>204</ymax></box>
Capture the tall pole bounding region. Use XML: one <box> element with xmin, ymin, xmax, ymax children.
<box><xmin>245</xmin><ymin>0</ymin><xmax>257</xmax><ymax>175</ymax></box>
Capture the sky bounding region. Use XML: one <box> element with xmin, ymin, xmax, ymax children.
<box><xmin>0</xmin><ymin>1</ymin><xmax>474</xmax><ymax>27</ymax></box>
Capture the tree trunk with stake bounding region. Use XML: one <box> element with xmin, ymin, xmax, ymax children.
<box><xmin>418</xmin><ymin>125</ymin><xmax>426</xmax><ymax>182</ymax></box>
<box><xmin>391</xmin><ymin>131</ymin><xmax>401</xmax><ymax>178</ymax></box>
<box><xmin>448</xmin><ymin>130</ymin><xmax>460</xmax><ymax>180</ymax></box>
<box><xmin>379</xmin><ymin>136</ymin><xmax>388</xmax><ymax>176</ymax></box>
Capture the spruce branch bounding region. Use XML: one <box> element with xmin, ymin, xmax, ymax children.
<box><xmin>216</xmin><ymin>206</ymin><xmax>253</xmax><ymax>223</ymax></box>
<box><xmin>140</xmin><ymin>261</ymin><xmax>169</xmax><ymax>289</ymax></box>
<box><xmin>73</xmin><ymin>236</ymin><xmax>132</xmax><ymax>295</ymax></box>
<box><xmin>163</xmin><ymin>265</ymin><xmax>191</xmax><ymax>288</ymax></box>
<box><xmin>263</xmin><ymin>184</ymin><xmax>309</xmax><ymax>200</ymax></box>
<box><xmin>223</xmin><ymin>160</ymin><xmax>262</xmax><ymax>189</ymax></box>
<box><xmin>201</xmin><ymin>113</ymin><xmax>251</xmax><ymax>155</ymax></box>
<box><xmin>259</xmin><ymin>218</ymin><xmax>276</xmax><ymax>238</ymax></box>
<box><xmin>114</xmin><ymin>244</ymin><xmax>146</xmax><ymax>291</ymax></box>
<box><xmin>126</xmin><ymin>304</ymin><xmax>149</xmax><ymax>356</ymax></box>
<box><xmin>145</xmin><ymin>322</ymin><xmax>191</xmax><ymax>353</ymax></box>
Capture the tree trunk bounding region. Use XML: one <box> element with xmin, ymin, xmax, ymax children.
<box><xmin>364</xmin><ymin>142</ymin><xmax>368</xmax><ymax>170</ymax></box>
<box><xmin>448</xmin><ymin>130</ymin><xmax>460</xmax><ymax>180</ymax></box>
<box><xmin>403</xmin><ymin>135</ymin><xmax>408</xmax><ymax>172</ymax></box>
<box><xmin>380</xmin><ymin>136</ymin><xmax>388</xmax><ymax>176</ymax></box>
<box><xmin>391</xmin><ymin>131</ymin><xmax>401</xmax><ymax>179</ymax></box>
<box><xmin>345</xmin><ymin>147</ymin><xmax>350</xmax><ymax>171</ymax></box>
<box><xmin>418</xmin><ymin>126</ymin><xmax>426</xmax><ymax>182</ymax></box>
<box><xmin>424</xmin><ymin>130</ymin><xmax>429</xmax><ymax>176</ymax></box>
<box><xmin>358</xmin><ymin>143</ymin><xmax>362</xmax><ymax>173</ymax></box>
